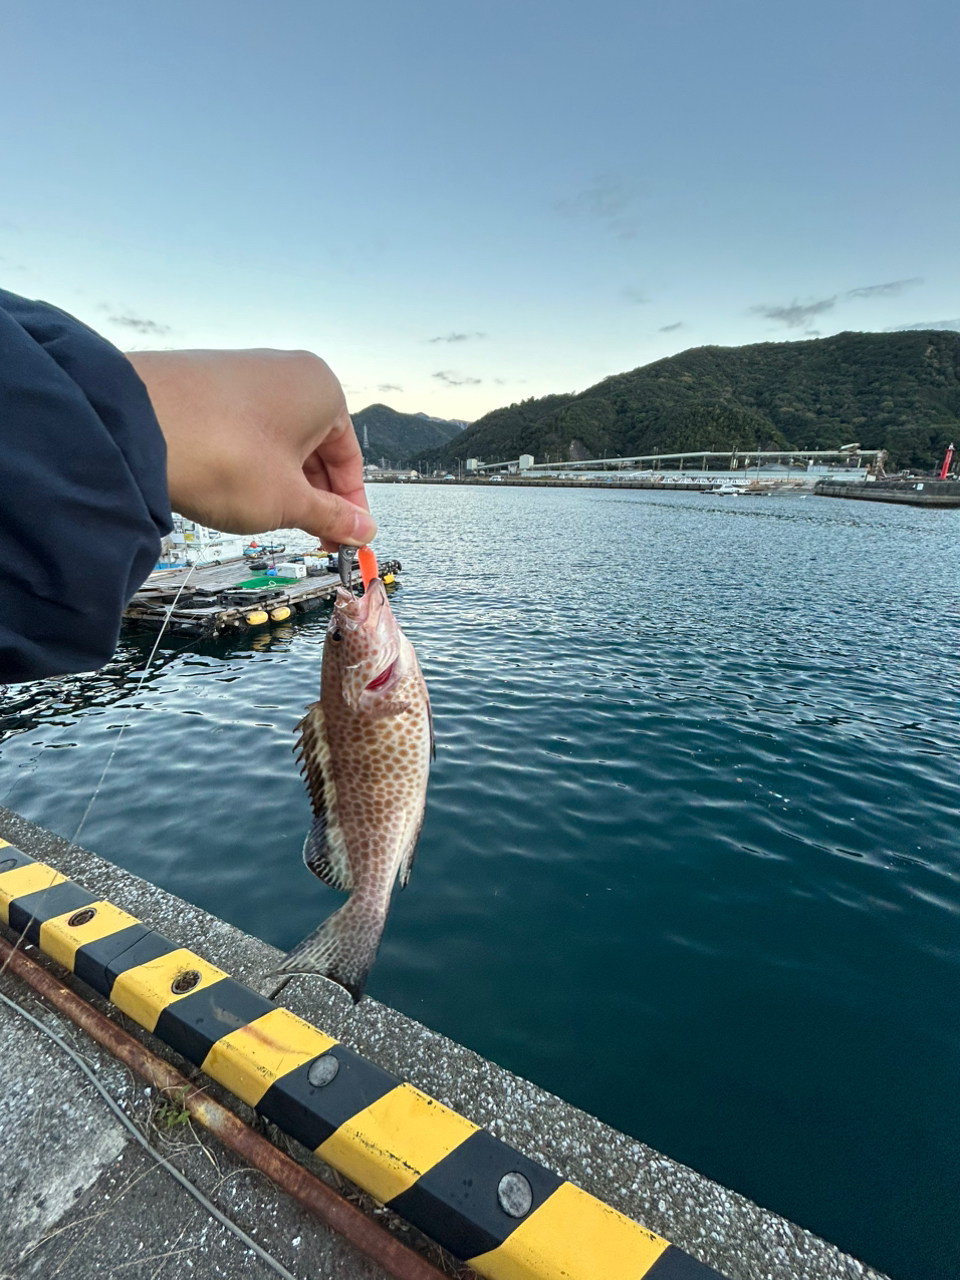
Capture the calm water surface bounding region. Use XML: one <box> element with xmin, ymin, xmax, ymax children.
<box><xmin>2</xmin><ymin>486</ymin><xmax>958</xmax><ymax>1280</ymax></box>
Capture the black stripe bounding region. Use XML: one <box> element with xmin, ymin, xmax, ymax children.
<box><xmin>646</xmin><ymin>1245</ymin><xmax>727</xmax><ymax>1279</ymax></box>
<box><xmin>8</xmin><ymin>881</ymin><xmax>97</xmax><ymax>945</ymax></box>
<box><xmin>0</xmin><ymin>846</ymin><xmax>35</xmax><ymax>873</ymax></box>
<box><xmin>153</xmin><ymin>978</ymin><xmax>276</xmax><ymax>1066</ymax></box>
<box><xmin>387</xmin><ymin>1128</ymin><xmax>563</xmax><ymax>1261</ymax></box>
<box><xmin>257</xmin><ymin>1043</ymin><xmax>397</xmax><ymax>1151</ymax></box>
<box><xmin>74</xmin><ymin>926</ymin><xmax>178</xmax><ymax>997</ymax></box>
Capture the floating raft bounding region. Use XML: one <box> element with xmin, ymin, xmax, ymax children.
<box><xmin>124</xmin><ymin>556</ymin><xmax>400</xmax><ymax>639</ymax></box>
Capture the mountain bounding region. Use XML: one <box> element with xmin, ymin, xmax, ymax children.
<box><xmin>352</xmin><ymin>403</ymin><xmax>467</xmax><ymax>465</ymax></box>
<box><xmin>414</xmin><ymin>331</ymin><xmax>960</xmax><ymax>473</ymax></box>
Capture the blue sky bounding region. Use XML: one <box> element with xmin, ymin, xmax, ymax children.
<box><xmin>3</xmin><ymin>0</ymin><xmax>958</xmax><ymax>420</ymax></box>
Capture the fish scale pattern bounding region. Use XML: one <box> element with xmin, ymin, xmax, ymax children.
<box><xmin>0</xmin><ymin>840</ymin><xmax>727</xmax><ymax>1280</ymax></box>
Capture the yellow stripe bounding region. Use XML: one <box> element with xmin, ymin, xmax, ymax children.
<box><xmin>39</xmin><ymin>900</ymin><xmax>141</xmax><ymax>972</ymax></box>
<box><xmin>0</xmin><ymin>839</ymin><xmax>9</xmax><ymax>847</ymax></box>
<box><xmin>0</xmin><ymin>861</ymin><xmax>65</xmax><ymax>925</ymax></box>
<box><xmin>469</xmin><ymin>1182</ymin><xmax>669</xmax><ymax>1280</ymax></box>
<box><xmin>202</xmin><ymin>1007</ymin><xmax>337</xmax><ymax>1106</ymax></box>
<box><xmin>110</xmin><ymin>948</ymin><xmax>228</xmax><ymax>1032</ymax></box>
<box><xmin>317</xmin><ymin>1082</ymin><xmax>479</xmax><ymax>1205</ymax></box>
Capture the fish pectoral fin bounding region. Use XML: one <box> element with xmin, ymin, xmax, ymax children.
<box><xmin>296</xmin><ymin>703</ymin><xmax>354</xmax><ymax>891</ymax></box>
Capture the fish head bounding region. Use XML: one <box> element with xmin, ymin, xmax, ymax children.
<box><xmin>326</xmin><ymin>579</ymin><xmax>404</xmax><ymax>712</ymax></box>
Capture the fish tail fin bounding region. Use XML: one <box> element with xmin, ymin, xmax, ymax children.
<box><xmin>269</xmin><ymin>895</ymin><xmax>387</xmax><ymax>1004</ymax></box>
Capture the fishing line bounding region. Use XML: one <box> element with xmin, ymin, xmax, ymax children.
<box><xmin>70</xmin><ymin>565</ymin><xmax>197</xmax><ymax>846</ymax></box>
<box><xmin>0</xmin><ymin>569</ymin><xmax>200</xmax><ymax>985</ymax></box>
<box><xmin>0</xmin><ymin>985</ymin><xmax>300</xmax><ymax>1280</ymax></box>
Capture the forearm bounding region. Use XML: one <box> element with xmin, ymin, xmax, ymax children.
<box><xmin>0</xmin><ymin>290</ymin><xmax>171</xmax><ymax>682</ymax></box>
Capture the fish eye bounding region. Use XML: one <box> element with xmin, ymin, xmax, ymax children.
<box><xmin>330</xmin><ymin>628</ymin><xmax>342</xmax><ymax>643</ymax></box>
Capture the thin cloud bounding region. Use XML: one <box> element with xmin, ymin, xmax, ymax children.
<box><xmin>622</xmin><ymin>287</ymin><xmax>650</xmax><ymax>305</ymax></box>
<box><xmin>555</xmin><ymin>174</ymin><xmax>644</xmax><ymax>240</ymax></box>
<box><xmin>107</xmin><ymin>312</ymin><xmax>172</xmax><ymax>336</ymax></box>
<box><xmin>433</xmin><ymin>370</ymin><xmax>482</xmax><ymax>387</ymax></box>
<box><xmin>659</xmin><ymin>321</ymin><xmax>684</xmax><ymax>332</ymax></box>
<box><xmin>751</xmin><ymin>298</ymin><xmax>836</xmax><ymax>329</ymax></box>
<box><xmin>847</xmin><ymin>278</ymin><xmax>923</xmax><ymax>300</ymax></box>
<box><xmin>427</xmin><ymin>331</ymin><xmax>486</xmax><ymax>344</ymax></box>
<box><xmin>378</xmin><ymin>383</ymin><xmax>403</xmax><ymax>392</ymax></box>
<box><xmin>885</xmin><ymin>318</ymin><xmax>960</xmax><ymax>332</ymax></box>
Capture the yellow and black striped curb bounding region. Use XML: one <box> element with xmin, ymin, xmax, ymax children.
<box><xmin>0</xmin><ymin>841</ymin><xmax>726</xmax><ymax>1280</ymax></box>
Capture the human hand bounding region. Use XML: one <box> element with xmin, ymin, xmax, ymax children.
<box><xmin>125</xmin><ymin>349</ymin><xmax>376</xmax><ymax>549</ymax></box>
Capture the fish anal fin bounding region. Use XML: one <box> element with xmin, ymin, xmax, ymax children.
<box><xmin>303</xmin><ymin>815</ymin><xmax>353</xmax><ymax>891</ymax></box>
<box><xmin>396</xmin><ymin>814</ymin><xmax>425</xmax><ymax>890</ymax></box>
<box><xmin>295</xmin><ymin>703</ymin><xmax>354</xmax><ymax>892</ymax></box>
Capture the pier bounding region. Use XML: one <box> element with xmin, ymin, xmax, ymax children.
<box><xmin>814</xmin><ymin>477</ymin><xmax>960</xmax><ymax>507</ymax></box>
<box><xmin>0</xmin><ymin>807</ymin><xmax>890</xmax><ymax>1280</ymax></box>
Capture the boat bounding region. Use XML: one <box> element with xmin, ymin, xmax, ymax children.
<box><xmin>155</xmin><ymin>516</ymin><xmax>247</xmax><ymax>569</ymax></box>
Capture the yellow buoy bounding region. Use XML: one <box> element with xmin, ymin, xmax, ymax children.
<box><xmin>269</xmin><ymin>606</ymin><xmax>291</xmax><ymax>622</ymax></box>
<box><xmin>382</xmin><ymin>573</ymin><xmax>395</xmax><ymax>585</ymax></box>
<box><xmin>245</xmin><ymin>610</ymin><xmax>269</xmax><ymax>626</ymax></box>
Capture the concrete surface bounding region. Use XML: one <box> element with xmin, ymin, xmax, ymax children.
<box><xmin>0</xmin><ymin>805</ymin><xmax>890</xmax><ymax>1280</ymax></box>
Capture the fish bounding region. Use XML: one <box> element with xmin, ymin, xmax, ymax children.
<box><xmin>272</xmin><ymin>571</ymin><xmax>433</xmax><ymax>1001</ymax></box>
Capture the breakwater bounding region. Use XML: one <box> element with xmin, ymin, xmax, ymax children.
<box><xmin>815</xmin><ymin>476</ymin><xmax>960</xmax><ymax>506</ymax></box>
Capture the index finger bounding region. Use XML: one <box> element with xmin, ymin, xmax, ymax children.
<box><xmin>303</xmin><ymin>407</ymin><xmax>369</xmax><ymax>512</ymax></box>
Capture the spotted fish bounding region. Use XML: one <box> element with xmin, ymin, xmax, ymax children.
<box><xmin>273</xmin><ymin>575</ymin><xmax>433</xmax><ymax>1001</ymax></box>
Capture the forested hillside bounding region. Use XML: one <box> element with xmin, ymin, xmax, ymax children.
<box><xmin>352</xmin><ymin>403</ymin><xmax>466</xmax><ymax>464</ymax></box>
<box><xmin>415</xmin><ymin>331</ymin><xmax>960</xmax><ymax>472</ymax></box>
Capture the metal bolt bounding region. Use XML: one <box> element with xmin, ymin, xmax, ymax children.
<box><xmin>307</xmin><ymin>1054</ymin><xmax>340</xmax><ymax>1087</ymax></box>
<box><xmin>171</xmin><ymin>969</ymin><xmax>202</xmax><ymax>995</ymax></box>
<box><xmin>0</xmin><ymin>858</ymin><xmax>16</xmax><ymax>874</ymax></box>
<box><xmin>67</xmin><ymin>908</ymin><xmax>97</xmax><ymax>927</ymax></box>
<box><xmin>497</xmin><ymin>1172</ymin><xmax>533</xmax><ymax>1218</ymax></box>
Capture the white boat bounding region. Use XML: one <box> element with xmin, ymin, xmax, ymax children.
<box><xmin>156</xmin><ymin>516</ymin><xmax>247</xmax><ymax>568</ymax></box>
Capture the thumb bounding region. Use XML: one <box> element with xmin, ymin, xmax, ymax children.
<box><xmin>292</xmin><ymin>486</ymin><xmax>378</xmax><ymax>547</ymax></box>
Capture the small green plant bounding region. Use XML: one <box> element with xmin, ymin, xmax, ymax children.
<box><xmin>154</xmin><ymin>1085</ymin><xmax>191</xmax><ymax>1131</ymax></box>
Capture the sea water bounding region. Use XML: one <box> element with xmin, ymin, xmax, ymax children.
<box><xmin>1</xmin><ymin>486</ymin><xmax>958</xmax><ymax>1280</ymax></box>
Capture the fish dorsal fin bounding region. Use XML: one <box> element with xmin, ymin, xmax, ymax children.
<box><xmin>294</xmin><ymin>703</ymin><xmax>354</xmax><ymax>892</ymax></box>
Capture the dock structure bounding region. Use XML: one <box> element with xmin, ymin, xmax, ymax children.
<box><xmin>124</xmin><ymin>556</ymin><xmax>368</xmax><ymax>639</ymax></box>
<box><xmin>0</xmin><ymin>805</ymin><xmax>891</xmax><ymax>1280</ymax></box>
<box><xmin>466</xmin><ymin>446</ymin><xmax>886</xmax><ymax>476</ymax></box>
<box><xmin>815</xmin><ymin>476</ymin><xmax>960</xmax><ymax>507</ymax></box>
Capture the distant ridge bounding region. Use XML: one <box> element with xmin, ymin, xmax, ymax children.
<box><xmin>414</xmin><ymin>331</ymin><xmax>960</xmax><ymax>473</ymax></box>
<box><xmin>352</xmin><ymin>403</ymin><xmax>467</xmax><ymax>465</ymax></box>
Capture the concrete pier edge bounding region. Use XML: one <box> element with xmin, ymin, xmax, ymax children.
<box><xmin>0</xmin><ymin>806</ymin><xmax>889</xmax><ymax>1280</ymax></box>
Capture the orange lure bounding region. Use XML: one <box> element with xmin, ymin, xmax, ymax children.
<box><xmin>357</xmin><ymin>545</ymin><xmax>379</xmax><ymax>589</ymax></box>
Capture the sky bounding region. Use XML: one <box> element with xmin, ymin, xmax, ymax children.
<box><xmin>2</xmin><ymin>0</ymin><xmax>959</xmax><ymax>421</ymax></box>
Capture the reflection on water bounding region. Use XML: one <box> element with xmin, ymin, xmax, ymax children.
<box><xmin>1</xmin><ymin>490</ymin><xmax>958</xmax><ymax>1280</ymax></box>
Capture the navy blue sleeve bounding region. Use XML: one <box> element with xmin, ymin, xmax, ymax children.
<box><xmin>0</xmin><ymin>288</ymin><xmax>172</xmax><ymax>683</ymax></box>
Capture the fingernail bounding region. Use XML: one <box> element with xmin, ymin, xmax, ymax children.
<box><xmin>344</xmin><ymin>510</ymin><xmax>377</xmax><ymax>546</ymax></box>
